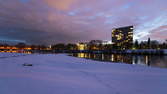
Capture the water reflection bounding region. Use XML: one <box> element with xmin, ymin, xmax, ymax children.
<box><xmin>72</xmin><ymin>53</ymin><xmax>167</xmax><ymax>68</ymax></box>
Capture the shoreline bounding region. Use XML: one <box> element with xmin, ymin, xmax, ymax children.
<box><xmin>53</xmin><ymin>49</ymin><xmax>167</xmax><ymax>55</ymax></box>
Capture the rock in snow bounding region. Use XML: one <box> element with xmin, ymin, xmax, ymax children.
<box><xmin>23</xmin><ymin>63</ymin><xmax>33</xmax><ymax>67</ymax></box>
<box><xmin>0</xmin><ymin>53</ymin><xmax>167</xmax><ymax>94</ymax></box>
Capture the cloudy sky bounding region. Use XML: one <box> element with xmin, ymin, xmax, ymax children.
<box><xmin>0</xmin><ymin>0</ymin><xmax>167</xmax><ymax>44</ymax></box>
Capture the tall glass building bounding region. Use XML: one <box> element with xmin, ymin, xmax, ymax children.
<box><xmin>112</xmin><ymin>26</ymin><xmax>133</xmax><ymax>49</ymax></box>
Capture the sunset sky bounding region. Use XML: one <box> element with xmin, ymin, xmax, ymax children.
<box><xmin>0</xmin><ymin>0</ymin><xmax>167</xmax><ymax>44</ymax></box>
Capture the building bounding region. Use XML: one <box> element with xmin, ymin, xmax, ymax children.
<box><xmin>0</xmin><ymin>45</ymin><xmax>32</xmax><ymax>53</ymax></box>
<box><xmin>89</xmin><ymin>40</ymin><xmax>111</xmax><ymax>45</ymax></box>
<box><xmin>77</xmin><ymin>43</ymin><xmax>88</xmax><ymax>50</ymax></box>
<box><xmin>112</xmin><ymin>26</ymin><xmax>133</xmax><ymax>49</ymax></box>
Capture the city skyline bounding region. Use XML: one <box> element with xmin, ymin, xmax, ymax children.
<box><xmin>0</xmin><ymin>0</ymin><xmax>167</xmax><ymax>44</ymax></box>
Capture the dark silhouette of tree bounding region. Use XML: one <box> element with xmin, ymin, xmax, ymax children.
<box><xmin>147</xmin><ymin>38</ymin><xmax>151</xmax><ymax>49</ymax></box>
<box><xmin>16</xmin><ymin>43</ymin><xmax>26</xmax><ymax>49</ymax></box>
<box><xmin>165</xmin><ymin>39</ymin><xmax>167</xmax><ymax>49</ymax></box>
<box><xmin>98</xmin><ymin>44</ymin><xmax>104</xmax><ymax>50</ymax></box>
<box><xmin>30</xmin><ymin>45</ymin><xmax>37</xmax><ymax>50</ymax></box>
<box><xmin>39</xmin><ymin>45</ymin><xmax>47</xmax><ymax>50</ymax></box>
<box><xmin>88</xmin><ymin>40</ymin><xmax>103</xmax><ymax>50</ymax></box>
<box><xmin>52</xmin><ymin>43</ymin><xmax>66</xmax><ymax>50</ymax></box>
<box><xmin>134</xmin><ymin>40</ymin><xmax>139</xmax><ymax>49</ymax></box>
<box><xmin>150</xmin><ymin>40</ymin><xmax>159</xmax><ymax>49</ymax></box>
<box><xmin>160</xmin><ymin>42</ymin><xmax>166</xmax><ymax>49</ymax></box>
<box><xmin>139</xmin><ymin>41</ymin><xmax>147</xmax><ymax>49</ymax></box>
<box><xmin>66</xmin><ymin>44</ymin><xmax>77</xmax><ymax>50</ymax></box>
<box><xmin>104</xmin><ymin>44</ymin><xmax>113</xmax><ymax>50</ymax></box>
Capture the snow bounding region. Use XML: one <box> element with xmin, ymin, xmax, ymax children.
<box><xmin>0</xmin><ymin>53</ymin><xmax>167</xmax><ymax>94</ymax></box>
<box><xmin>0</xmin><ymin>52</ymin><xmax>27</xmax><ymax>58</ymax></box>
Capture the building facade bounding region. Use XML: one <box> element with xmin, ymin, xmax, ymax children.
<box><xmin>112</xmin><ymin>26</ymin><xmax>133</xmax><ymax>49</ymax></box>
<box><xmin>77</xmin><ymin>43</ymin><xmax>88</xmax><ymax>50</ymax></box>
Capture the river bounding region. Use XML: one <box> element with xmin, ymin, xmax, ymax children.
<box><xmin>71</xmin><ymin>53</ymin><xmax>167</xmax><ymax>68</ymax></box>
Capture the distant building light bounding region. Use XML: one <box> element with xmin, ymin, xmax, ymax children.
<box><xmin>77</xmin><ymin>43</ymin><xmax>87</xmax><ymax>50</ymax></box>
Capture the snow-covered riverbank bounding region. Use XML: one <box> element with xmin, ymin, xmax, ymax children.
<box><xmin>0</xmin><ymin>53</ymin><xmax>167</xmax><ymax>94</ymax></box>
<box><xmin>0</xmin><ymin>52</ymin><xmax>27</xmax><ymax>58</ymax></box>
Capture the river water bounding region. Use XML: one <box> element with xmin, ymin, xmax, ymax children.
<box><xmin>71</xmin><ymin>53</ymin><xmax>167</xmax><ymax>68</ymax></box>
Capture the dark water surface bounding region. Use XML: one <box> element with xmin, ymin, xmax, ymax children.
<box><xmin>71</xmin><ymin>53</ymin><xmax>167</xmax><ymax>68</ymax></box>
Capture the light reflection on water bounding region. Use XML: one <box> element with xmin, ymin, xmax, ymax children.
<box><xmin>72</xmin><ymin>53</ymin><xmax>167</xmax><ymax>68</ymax></box>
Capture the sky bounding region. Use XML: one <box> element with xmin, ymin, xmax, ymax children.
<box><xmin>0</xmin><ymin>0</ymin><xmax>167</xmax><ymax>45</ymax></box>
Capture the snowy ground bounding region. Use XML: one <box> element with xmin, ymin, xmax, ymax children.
<box><xmin>0</xmin><ymin>53</ymin><xmax>167</xmax><ymax>94</ymax></box>
<box><xmin>0</xmin><ymin>52</ymin><xmax>27</xmax><ymax>58</ymax></box>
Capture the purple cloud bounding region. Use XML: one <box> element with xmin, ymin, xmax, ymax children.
<box><xmin>0</xmin><ymin>0</ymin><xmax>167</xmax><ymax>44</ymax></box>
